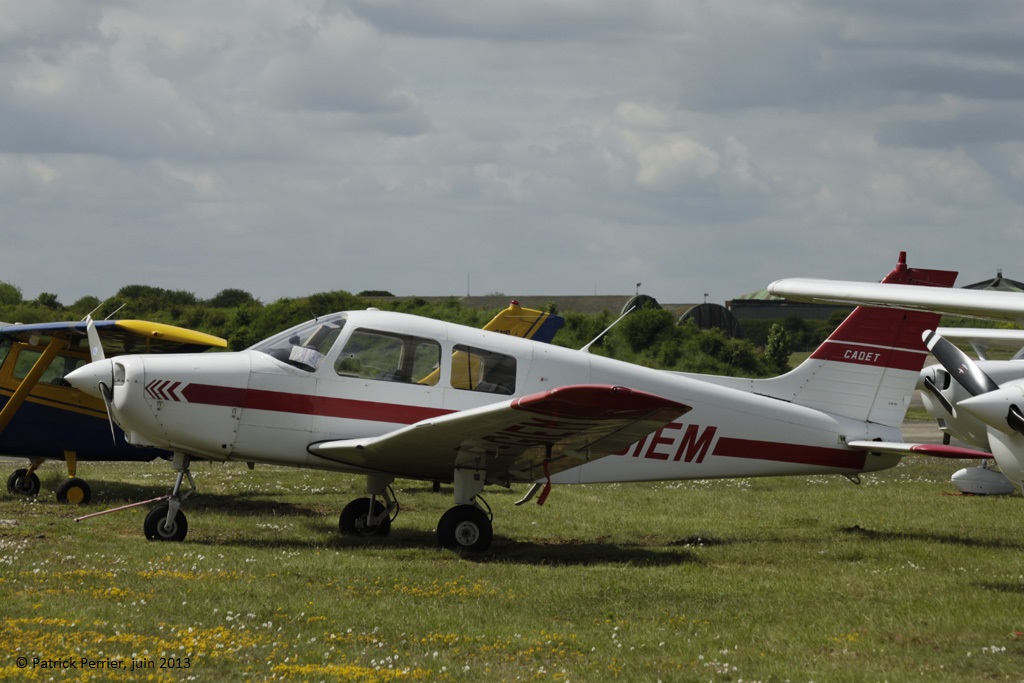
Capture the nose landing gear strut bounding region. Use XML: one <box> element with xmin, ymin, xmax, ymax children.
<box><xmin>143</xmin><ymin>453</ymin><xmax>195</xmax><ymax>542</ymax></box>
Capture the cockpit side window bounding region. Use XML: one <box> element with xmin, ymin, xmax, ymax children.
<box><xmin>336</xmin><ymin>329</ymin><xmax>441</xmax><ymax>386</ymax></box>
<box><xmin>250</xmin><ymin>315</ymin><xmax>347</xmax><ymax>372</ymax></box>
<box><xmin>450</xmin><ymin>345</ymin><xmax>516</xmax><ymax>395</ymax></box>
<box><xmin>12</xmin><ymin>347</ymin><xmax>86</xmax><ymax>387</ymax></box>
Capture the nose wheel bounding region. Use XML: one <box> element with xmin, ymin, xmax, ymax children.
<box><xmin>143</xmin><ymin>454</ymin><xmax>194</xmax><ymax>542</ymax></box>
<box><xmin>144</xmin><ymin>505</ymin><xmax>189</xmax><ymax>541</ymax></box>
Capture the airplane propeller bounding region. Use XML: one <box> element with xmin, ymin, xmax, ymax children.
<box><xmin>84</xmin><ymin>316</ymin><xmax>118</xmax><ymax>444</ymax></box>
<box><xmin>923</xmin><ymin>329</ymin><xmax>1024</xmax><ymax>437</ymax></box>
<box><xmin>922</xmin><ymin>329</ymin><xmax>999</xmax><ymax>397</ymax></box>
<box><xmin>85</xmin><ymin>315</ymin><xmax>105</xmax><ymax>363</ymax></box>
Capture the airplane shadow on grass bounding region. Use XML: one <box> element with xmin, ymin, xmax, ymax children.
<box><xmin>189</xmin><ymin>523</ymin><xmax>708</xmax><ymax>567</ymax></box>
<box><xmin>71</xmin><ymin>482</ymin><xmax>711</xmax><ymax>566</ymax></box>
<box><xmin>839</xmin><ymin>524</ymin><xmax>1024</xmax><ymax>551</ymax></box>
<box><xmin>840</xmin><ymin>525</ymin><xmax>1024</xmax><ymax>596</ymax></box>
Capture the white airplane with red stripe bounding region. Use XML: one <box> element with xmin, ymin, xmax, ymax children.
<box><xmin>67</xmin><ymin>254</ymin><xmax>954</xmax><ymax>552</ymax></box>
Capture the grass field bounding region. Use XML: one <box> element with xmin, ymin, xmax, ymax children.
<box><xmin>2</xmin><ymin>432</ymin><xmax>1023</xmax><ymax>682</ymax></box>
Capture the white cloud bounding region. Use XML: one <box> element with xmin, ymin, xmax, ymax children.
<box><xmin>0</xmin><ymin>0</ymin><xmax>1021</xmax><ymax>305</ymax></box>
<box><xmin>634</xmin><ymin>136</ymin><xmax>720</xmax><ymax>189</ymax></box>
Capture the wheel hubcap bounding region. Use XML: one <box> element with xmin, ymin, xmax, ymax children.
<box><xmin>454</xmin><ymin>520</ymin><xmax>480</xmax><ymax>546</ymax></box>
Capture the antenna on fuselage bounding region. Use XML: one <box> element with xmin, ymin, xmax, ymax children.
<box><xmin>580</xmin><ymin>306</ymin><xmax>635</xmax><ymax>354</ymax></box>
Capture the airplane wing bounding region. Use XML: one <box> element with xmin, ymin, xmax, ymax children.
<box><xmin>767</xmin><ymin>278</ymin><xmax>1024</xmax><ymax>324</ymax></box>
<box><xmin>308</xmin><ymin>384</ymin><xmax>691</xmax><ymax>483</ymax></box>
<box><xmin>847</xmin><ymin>440</ymin><xmax>992</xmax><ymax>459</ymax></box>
<box><xmin>0</xmin><ymin>320</ymin><xmax>227</xmax><ymax>355</ymax></box>
<box><xmin>932</xmin><ymin>327</ymin><xmax>1024</xmax><ymax>360</ymax></box>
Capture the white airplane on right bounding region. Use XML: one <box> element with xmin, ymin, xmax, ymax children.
<box><xmin>769</xmin><ymin>256</ymin><xmax>1024</xmax><ymax>496</ymax></box>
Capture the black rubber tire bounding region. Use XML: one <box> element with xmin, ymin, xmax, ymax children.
<box><xmin>338</xmin><ymin>498</ymin><xmax>391</xmax><ymax>537</ymax></box>
<box><xmin>55</xmin><ymin>478</ymin><xmax>92</xmax><ymax>505</ymax></box>
<box><xmin>7</xmin><ymin>469</ymin><xmax>41</xmax><ymax>496</ymax></box>
<box><xmin>143</xmin><ymin>505</ymin><xmax>188</xmax><ymax>542</ymax></box>
<box><xmin>436</xmin><ymin>505</ymin><xmax>493</xmax><ymax>553</ymax></box>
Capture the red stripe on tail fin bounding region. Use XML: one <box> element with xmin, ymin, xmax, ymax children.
<box><xmin>810</xmin><ymin>252</ymin><xmax>956</xmax><ymax>371</ymax></box>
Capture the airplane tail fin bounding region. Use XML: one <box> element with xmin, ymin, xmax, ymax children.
<box><xmin>764</xmin><ymin>252</ymin><xmax>956</xmax><ymax>427</ymax></box>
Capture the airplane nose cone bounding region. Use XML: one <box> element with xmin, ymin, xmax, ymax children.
<box><xmin>66</xmin><ymin>359</ymin><xmax>114</xmax><ymax>398</ymax></box>
<box><xmin>959</xmin><ymin>385</ymin><xmax>1024</xmax><ymax>436</ymax></box>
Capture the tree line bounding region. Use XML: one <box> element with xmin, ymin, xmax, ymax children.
<box><xmin>0</xmin><ymin>281</ymin><xmax>832</xmax><ymax>377</ymax></box>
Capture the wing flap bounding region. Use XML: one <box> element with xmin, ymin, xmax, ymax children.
<box><xmin>848</xmin><ymin>440</ymin><xmax>992</xmax><ymax>459</ymax></box>
<box><xmin>308</xmin><ymin>384</ymin><xmax>691</xmax><ymax>483</ymax></box>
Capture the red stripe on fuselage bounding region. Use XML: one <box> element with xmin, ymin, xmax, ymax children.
<box><xmin>180</xmin><ymin>383</ymin><xmax>450</xmax><ymax>424</ymax></box>
<box><xmin>712</xmin><ymin>436</ymin><xmax>867</xmax><ymax>469</ymax></box>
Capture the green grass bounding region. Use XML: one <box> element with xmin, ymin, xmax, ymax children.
<box><xmin>2</xmin><ymin>455</ymin><xmax>1023</xmax><ymax>682</ymax></box>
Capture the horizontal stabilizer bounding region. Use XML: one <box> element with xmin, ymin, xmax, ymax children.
<box><xmin>848</xmin><ymin>440</ymin><xmax>992</xmax><ymax>460</ymax></box>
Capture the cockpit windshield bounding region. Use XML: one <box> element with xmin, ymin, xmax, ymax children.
<box><xmin>250</xmin><ymin>314</ymin><xmax>347</xmax><ymax>372</ymax></box>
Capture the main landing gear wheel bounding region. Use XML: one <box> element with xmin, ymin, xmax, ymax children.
<box><xmin>144</xmin><ymin>504</ymin><xmax>188</xmax><ymax>542</ymax></box>
<box><xmin>437</xmin><ymin>505</ymin><xmax>493</xmax><ymax>553</ymax></box>
<box><xmin>55</xmin><ymin>478</ymin><xmax>91</xmax><ymax>505</ymax></box>
<box><xmin>339</xmin><ymin>498</ymin><xmax>391</xmax><ymax>537</ymax></box>
<box><xmin>7</xmin><ymin>469</ymin><xmax>41</xmax><ymax>497</ymax></box>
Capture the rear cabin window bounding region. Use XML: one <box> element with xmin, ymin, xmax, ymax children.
<box><xmin>335</xmin><ymin>330</ymin><xmax>441</xmax><ymax>386</ymax></box>
<box><xmin>450</xmin><ymin>345</ymin><xmax>516</xmax><ymax>395</ymax></box>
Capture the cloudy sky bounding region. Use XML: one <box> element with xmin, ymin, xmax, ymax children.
<box><xmin>2</xmin><ymin>1</ymin><xmax>1022</xmax><ymax>307</ymax></box>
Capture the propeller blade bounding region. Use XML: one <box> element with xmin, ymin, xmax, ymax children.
<box><xmin>1009</xmin><ymin>404</ymin><xmax>1024</xmax><ymax>435</ymax></box>
<box><xmin>85</xmin><ymin>315</ymin><xmax>105</xmax><ymax>363</ymax></box>
<box><xmin>922</xmin><ymin>330</ymin><xmax>999</xmax><ymax>397</ymax></box>
<box><xmin>98</xmin><ymin>380</ymin><xmax>119</xmax><ymax>445</ymax></box>
<box><xmin>921</xmin><ymin>375</ymin><xmax>957</xmax><ymax>418</ymax></box>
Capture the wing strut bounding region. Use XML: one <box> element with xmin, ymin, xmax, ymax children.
<box><xmin>0</xmin><ymin>336</ymin><xmax>63</xmax><ymax>436</ymax></box>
